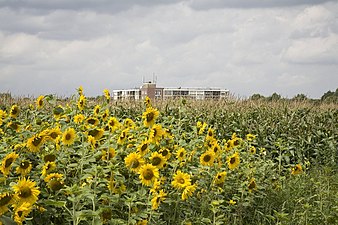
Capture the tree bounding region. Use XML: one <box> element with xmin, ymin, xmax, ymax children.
<box><xmin>292</xmin><ymin>94</ymin><xmax>308</xmax><ymax>101</ymax></box>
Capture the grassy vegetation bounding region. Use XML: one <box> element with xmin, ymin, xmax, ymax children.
<box><xmin>0</xmin><ymin>91</ymin><xmax>337</xmax><ymax>224</ymax></box>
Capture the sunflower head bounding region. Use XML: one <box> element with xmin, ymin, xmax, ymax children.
<box><xmin>142</xmin><ymin>107</ymin><xmax>159</xmax><ymax>127</ymax></box>
<box><xmin>1</xmin><ymin>152</ymin><xmax>19</xmax><ymax>176</ymax></box>
<box><xmin>248</xmin><ymin>178</ymin><xmax>257</xmax><ymax>192</ymax></box>
<box><xmin>214</xmin><ymin>171</ymin><xmax>227</xmax><ymax>185</ymax></box>
<box><xmin>176</xmin><ymin>148</ymin><xmax>186</xmax><ymax>161</ymax></box>
<box><xmin>139</xmin><ymin>164</ymin><xmax>159</xmax><ymax>186</ymax></box>
<box><xmin>200</xmin><ymin>150</ymin><xmax>215</xmax><ymax>167</ymax></box>
<box><xmin>62</xmin><ymin>128</ymin><xmax>76</xmax><ymax>146</ymax></box>
<box><xmin>150</xmin><ymin>152</ymin><xmax>166</xmax><ymax>169</ymax></box>
<box><xmin>0</xmin><ymin>192</ymin><xmax>14</xmax><ymax>215</ymax></box>
<box><xmin>10</xmin><ymin>105</ymin><xmax>20</xmax><ymax>118</ymax></box>
<box><xmin>172</xmin><ymin>170</ymin><xmax>191</xmax><ymax>189</ymax></box>
<box><xmin>137</xmin><ymin>140</ymin><xmax>149</xmax><ymax>155</ymax></box>
<box><xmin>227</xmin><ymin>152</ymin><xmax>240</xmax><ymax>170</ymax></box>
<box><xmin>107</xmin><ymin>117</ymin><xmax>120</xmax><ymax>132</ymax></box>
<box><xmin>12</xmin><ymin>177</ymin><xmax>40</xmax><ymax>206</ymax></box>
<box><xmin>16</xmin><ymin>160</ymin><xmax>32</xmax><ymax>177</ymax></box>
<box><xmin>77</xmin><ymin>95</ymin><xmax>86</xmax><ymax>111</ymax></box>
<box><xmin>291</xmin><ymin>164</ymin><xmax>303</xmax><ymax>175</ymax></box>
<box><xmin>27</xmin><ymin>134</ymin><xmax>45</xmax><ymax>152</ymax></box>
<box><xmin>103</xmin><ymin>89</ymin><xmax>110</xmax><ymax>101</ymax></box>
<box><xmin>36</xmin><ymin>95</ymin><xmax>44</xmax><ymax>109</ymax></box>
<box><xmin>125</xmin><ymin>152</ymin><xmax>144</xmax><ymax>173</ymax></box>
<box><xmin>149</xmin><ymin>124</ymin><xmax>164</xmax><ymax>143</ymax></box>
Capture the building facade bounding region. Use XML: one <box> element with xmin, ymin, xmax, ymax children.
<box><xmin>112</xmin><ymin>82</ymin><xmax>229</xmax><ymax>100</ymax></box>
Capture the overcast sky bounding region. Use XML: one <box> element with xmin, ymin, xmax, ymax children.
<box><xmin>0</xmin><ymin>0</ymin><xmax>337</xmax><ymax>99</ymax></box>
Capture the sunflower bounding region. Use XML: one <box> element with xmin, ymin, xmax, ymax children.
<box><xmin>150</xmin><ymin>152</ymin><xmax>166</xmax><ymax>169</ymax></box>
<box><xmin>0</xmin><ymin>109</ymin><xmax>7</xmax><ymax>120</ymax></box>
<box><xmin>142</xmin><ymin>107</ymin><xmax>159</xmax><ymax>127</ymax></box>
<box><xmin>77</xmin><ymin>86</ymin><xmax>83</xmax><ymax>96</ymax></box>
<box><xmin>182</xmin><ymin>183</ymin><xmax>197</xmax><ymax>201</ymax></box>
<box><xmin>0</xmin><ymin>152</ymin><xmax>19</xmax><ymax>176</ymax></box>
<box><xmin>107</xmin><ymin>178</ymin><xmax>126</xmax><ymax>194</ymax></box>
<box><xmin>41</xmin><ymin>127</ymin><xmax>62</xmax><ymax>142</ymax></box>
<box><xmin>176</xmin><ymin>147</ymin><xmax>187</xmax><ymax>161</ymax></box>
<box><xmin>86</xmin><ymin>117</ymin><xmax>99</xmax><ymax>126</ymax></box>
<box><xmin>107</xmin><ymin>117</ymin><xmax>120</xmax><ymax>132</ymax></box>
<box><xmin>136</xmin><ymin>220</ymin><xmax>148</xmax><ymax>225</ymax></box>
<box><xmin>199</xmin><ymin>150</ymin><xmax>215</xmax><ymax>167</ymax></box>
<box><xmin>13</xmin><ymin>202</ymin><xmax>33</xmax><ymax>225</ymax></box>
<box><xmin>249</xmin><ymin>146</ymin><xmax>256</xmax><ymax>154</ymax></box>
<box><xmin>7</xmin><ymin>121</ymin><xmax>21</xmax><ymax>132</ymax></box>
<box><xmin>10</xmin><ymin>105</ymin><xmax>20</xmax><ymax>118</ymax></box>
<box><xmin>44</xmin><ymin>173</ymin><xmax>64</xmax><ymax>191</ymax></box>
<box><xmin>101</xmin><ymin>109</ymin><xmax>109</xmax><ymax>121</ymax></box>
<box><xmin>62</xmin><ymin>128</ymin><xmax>76</xmax><ymax>146</ymax></box>
<box><xmin>246</xmin><ymin>133</ymin><xmax>256</xmax><ymax>142</ymax></box>
<box><xmin>53</xmin><ymin>105</ymin><xmax>64</xmax><ymax>120</ymax></box>
<box><xmin>41</xmin><ymin>161</ymin><xmax>57</xmax><ymax>177</ymax></box>
<box><xmin>248</xmin><ymin>178</ymin><xmax>257</xmax><ymax>192</ymax></box>
<box><xmin>149</xmin><ymin>124</ymin><xmax>164</xmax><ymax>143</ymax></box>
<box><xmin>125</xmin><ymin>152</ymin><xmax>144</xmax><ymax>173</ymax></box>
<box><xmin>0</xmin><ymin>192</ymin><xmax>14</xmax><ymax>216</ymax></box>
<box><xmin>172</xmin><ymin>170</ymin><xmax>191</xmax><ymax>189</ymax></box>
<box><xmin>117</xmin><ymin>129</ymin><xmax>129</xmax><ymax>145</ymax></box>
<box><xmin>144</xmin><ymin>96</ymin><xmax>152</xmax><ymax>108</ymax></box>
<box><xmin>77</xmin><ymin>94</ymin><xmax>86</xmax><ymax>111</ymax></box>
<box><xmin>88</xmin><ymin>128</ymin><xmax>104</xmax><ymax>140</ymax></box>
<box><xmin>36</xmin><ymin>95</ymin><xmax>44</xmax><ymax>109</ymax></box>
<box><xmin>12</xmin><ymin>177</ymin><xmax>40</xmax><ymax>205</ymax></box>
<box><xmin>43</xmin><ymin>154</ymin><xmax>56</xmax><ymax>162</ymax></box>
<box><xmin>103</xmin><ymin>89</ymin><xmax>110</xmax><ymax>101</ymax></box>
<box><xmin>101</xmin><ymin>148</ymin><xmax>115</xmax><ymax>160</ymax></box>
<box><xmin>227</xmin><ymin>152</ymin><xmax>240</xmax><ymax>170</ymax></box>
<box><xmin>100</xmin><ymin>208</ymin><xmax>112</xmax><ymax>223</ymax></box>
<box><xmin>124</xmin><ymin>118</ymin><xmax>135</xmax><ymax>129</ymax></box>
<box><xmin>74</xmin><ymin>114</ymin><xmax>85</xmax><ymax>124</ymax></box>
<box><xmin>206</xmin><ymin>127</ymin><xmax>214</xmax><ymax>140</ymax></box>
<box><xmin>159</xmin><ymin>148</ymin><xmax>171</xmax><ymax>160</ymax></box>
<box><xmin>88</xmin><ymin>135</ymin><xmax>97</xmax><ymax>149</ymax></box>
<box><xmin>291</xmin><ymin>164</ymin><xmax>303</xmax><ymax>175</ymax></box>
<box><xmin>214</xmin><ymin>171</ymin><xmax>227</xmax><ymax>185</ymax></box>
<box><xmin>137</xmin><ymin>140</ymin><xmax>150</xmax><ymax>155</ymax></box>
<box><xmin>211</xmin><ymin>142</ymin><xmax>222</xmax><ymax>156</ymax></box>
<box><xmin>138</xmin><ymin>164</ymin><xmax>159</xmax><ymax>186</ymax></box>
<box><xmin>197</xmin><ymin>121</ymin><xmax>207</xmax><ymax>135</ymax></box>
<box><xmin>16</xmin><ymin>160</ymin><xmax>32</xmax><ymax>177</ymax></box>
<box><xmin>151</xmin><ymin>189</ymin><xmax>167</xmax><ymax>210</ymax></box>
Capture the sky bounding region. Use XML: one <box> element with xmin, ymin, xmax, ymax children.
<box><xmin>0</xmin><ymin>0</ymin><xmax>337</xmax><ymax>99</ymax></box>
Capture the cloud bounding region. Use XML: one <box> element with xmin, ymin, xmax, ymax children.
<box><xmin>0</xmin><ymin>0</ymin><xmax>337</xmax><ymax>99</ymax></box>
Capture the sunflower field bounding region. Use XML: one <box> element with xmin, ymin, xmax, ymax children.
<box><xmin>0</xmin><ymin>87</ymin><xmax>337</xmax><ymax>225</ymax></box>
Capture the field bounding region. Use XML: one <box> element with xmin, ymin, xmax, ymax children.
<box><xmin>0</xmin><ymin>89</ymin><xmax>337</xmax><ymax>225</ymax></box>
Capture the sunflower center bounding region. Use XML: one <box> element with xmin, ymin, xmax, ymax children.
<box><xmin>161</xmin><ymin>149</ymin><xmax>168</xmax><ymax>156</ymax></box>
<box><xmin>178</xmin><ymin>178</ymin><xmax>185</xmax><ymax>184</ymax></box>
<box><xmin>65</xmin><ymin>133</ymin><xmax>72</xmax><ymax>140</ymax></box>
<box><xmin>179</xmin><ymin>152</ymin><xmax>184</xmax><ymax>157</ymax></box>
<box><xmin>44</xmin><ymin>154</ymin><xmax>56</xmax><ymax>162</ymax></box>
<box><xmin>109</xmin><ymin>121</ymin><xmax>115</xmax><ymax>127</ymax></box>
<box><xmin>230</xmin><ymin>157</ymin><xmax>236</xmax><ymax>164</ymax></box>
<box><xmin>146</xmin><ymin>112</ymin><xmax>154</xmax><ymax>122</ymax></box>
<box><xmin>217</xmin><ymin>175</ymin><xmax>222</xmax><ymax>179</ymax></box>
<box><xmin>233</xmin><ymin>139</ymin><xmax>240</xmax><ymax>146</ymax></box>
<box><xmin>0</xmin><ymin>194</ymin><xmax>12</xmax><ymax>206</ymax></box>
<box><xmin>152</xmin><ymin>128</ymin><xmax>157</xmax><ymax>137</ymax></box>
<box><xmin>19</xmin><ymin>187</ymin><xmax>32</xmax><ymax>198</ymax></box>
<box><xmin>248</xmin><ymin>181</ymin><xmax>256</xmax><ymax>190</ymax></box>
<box><xmin>143</xmin><ymin>169</ymin><xmax>154</xmax><ymax>180</ymax></box>
<box><xmin>152</xmin><ymin>157</ymin><xmax>162</xmax><ymax>166</ymax></box>
<box><xmin>141</xmin><ymin>144</ymin><xmax>148</xmax><ymax>152</ymax></box>
<box><xmin>203</xmin><ymin>155</ymin><xmax>211</xmax><ymax>162</ymax></box>
<box><xmin>89</xmin><ymin>129</ymin><xmax>99</xmax><ymax>137</ymax></box>
<box><xmin>5</xmin><ymin>158</ymin><xmax>14</xmax><ymax>168</ymax></box>
<box><xmin>11</xmin><ymin>108</ymin><xmax>18</xmax><ymax>115</ymax></box>
<box><xmin>131</xmin><ymin>160</ymin><xmax>140</xmax><ymax>169</ymax></box>
<box><xmin>20</xmin><ymin>161</ymin><xmax>30</xmax><ymax>169</ymax></box>
<box><xmin>50</xmin><ymin>132</ymin><xmax>58</xmax><ymax>139</ymax></box>
<box><xmin>208</xmin><ymin>131</ymin><xmax>213</xmax><ymax>137</ymax></box>
<box><xmin>49</xmin><ymin>180</ymin><xmax>63</xmax><ymax>191</ymax></box>
<box><xmin>32</xmin><ymin>136</ymin><xmax>43</xmax><ymax>146</ymax></box>
<box><xmin>87</xmin><ymin>118</ymin><xmax>96</xmax><ymax>125</ymax></box>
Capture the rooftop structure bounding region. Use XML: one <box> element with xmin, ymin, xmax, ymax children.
<box><xmin>112</xmin><ymin>82</ymin><xmax>229</xmax><ymax>100</ymax></box>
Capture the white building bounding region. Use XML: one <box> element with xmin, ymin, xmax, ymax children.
<box><xmin>112</xmin><ymin>82</ymin><xmax>229</xmax><ymax>100</ymax></box>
